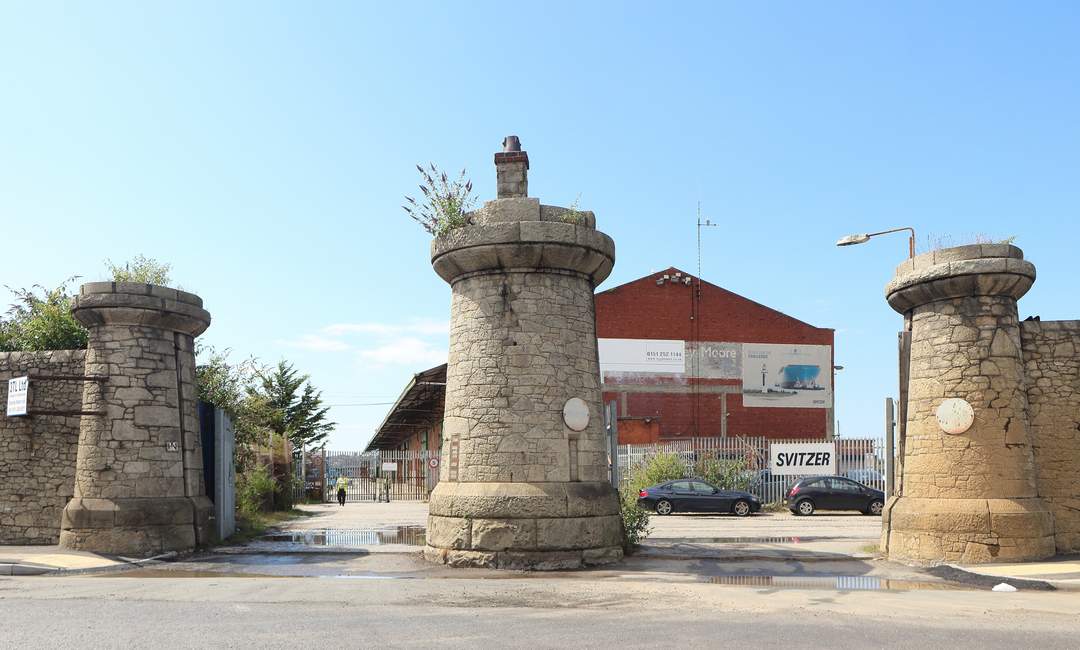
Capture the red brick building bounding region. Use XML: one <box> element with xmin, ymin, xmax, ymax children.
<box><xmin>597</xmin><ymin>267</ymin><xmax>834</xmax><ymax>443</ymax></box>
<box><xmin>367</xmin><ymin>267</ymin><xmax>834</xmax><ymax>451</ymax></box>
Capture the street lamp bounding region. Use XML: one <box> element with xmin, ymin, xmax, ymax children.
<box><xmin>836</xmin><ymin>227</ymin><xmax>916</xmax><ymax>499</ymax></box>
<box><xmin>836</xmin><ymin>227</ymin><xmax>916</xmax><ymax>259</ymax></box>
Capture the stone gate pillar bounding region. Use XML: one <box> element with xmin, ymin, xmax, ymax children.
<box><xmin>883</xmin><ymin>244</ymin><xmax>1054</xmax><ymax>563</ymax></box>
<box><xmin>423</xmin><ymin>137</ymin><xmax>622</xmax><ymax>569</ymax></box>
<box><xmin>59</xmin><ymin>282</ymin><xmax>213</xmax><ymax>556</ymax></box>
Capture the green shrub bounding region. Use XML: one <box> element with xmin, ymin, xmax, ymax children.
<box><xmin>618</xmin><ymin>451</ymin><xmax>688</xmax><ymax>550</ymax></box>
<box><xmin>619</xmin><ymin>489</ymin><xmax>651</xmax><ymax>550</ymax></box>
<box><xmin>105</xmin><ymin>255</ymin><xmax>173</xmax><ymax>286</ymax></box>
<box><xmin>626</xmin><ymin>451</ymin><xmax>687</xmax><ymax>494</ymax></box>
<box><xmin>693</xmin><ymin>454</ymin><xmax>751</xmax><ymax>491</ymax></box>
<box><xmin>0</xmin><ymin>278</ymin><xmax>88</xmax><ymax>352</ymax></box>
<box><xmin>237</xmin><ymin>465</ymin><xmax>276</xmax><ymax>515</ymax></box>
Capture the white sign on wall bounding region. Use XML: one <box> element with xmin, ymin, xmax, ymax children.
<box><xmin>6</xmin><ymin>376</ymin><xmax>29</xmax><ymax>417</ymax></box>
<box><xmin>381</xmin><ymin>462</ymin><xmax>398</xmax><ymax>472</ymax></box>
<box><xmin>741</xmin><ymin>344</ymin><xmax>832</xmax><ymax>409</ymax></box>
<box><xmin>598</xmin><ymin>338</ymin><xmax>685</xmax><ymax>375</ymax></box>
<box><xmin>770</xmin><ymin>442</ymin><xmax>836</xmax><ymax>476</ymax></box>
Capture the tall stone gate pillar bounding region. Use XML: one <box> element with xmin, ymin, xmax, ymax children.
<box><xmin>424</xmin><ymin>137</ymin><xmax>623</xmax><ymax>569</ymax></box>
<box><xmin>60</xmin><ymin>282</ymin><xmax>213</xmax><ymax>556</ymax></box>
<box><xmin>883</xmin><ymin>245</ymin><xmax>1054</xmax><ymax>563</ymax></box>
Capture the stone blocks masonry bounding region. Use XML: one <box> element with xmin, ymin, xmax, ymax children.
<box><xmin>424</xmin><ymin>138</ymin><xmax>622</xmax><ymax>569</ymax></box>
<box><xmin>59</xmin><ymin>282</ymin><xmax>213</xmax><ymax>556</ymax></box>
<box><xmin>882</xmin><ymin>244</ymin><xmax>1080</xmax><ymax>564</ymax></box>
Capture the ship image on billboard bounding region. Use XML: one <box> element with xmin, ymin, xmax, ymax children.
<box><xmin>741</xmin><ymin>344</ymin><xmax>832</xmax><ymax>409</ymax></box>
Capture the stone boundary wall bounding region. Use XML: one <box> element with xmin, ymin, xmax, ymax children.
<box><xmin>1022</xmin><ymin>320</ymin><xmax>1080</xmax><ymax>554</ymax></box>
<box><xmin>0</xmin><ymin>350</ymin><xmax>85</xmax><ymax>544</ymax></box>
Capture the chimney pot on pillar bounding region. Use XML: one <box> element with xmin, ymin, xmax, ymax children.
<box><xmin>494</xmin><ymin>135</ymin><xmax>529</xmax><ymax>198</ymax></box>
<box><xmin>425</xmin><ymin>137</ymin><xmax>620</xmax><ymax>569</ymax></box>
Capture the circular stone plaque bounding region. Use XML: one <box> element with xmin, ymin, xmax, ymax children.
<box><xmin>563</xmin><ymin>398</ymin><xmax>590</xmax><ymax>431</ymax></box>
<box><xmin>936</xmin><ymin>398</ymin><xmax>975</xmax><ymax>434</ymax></box>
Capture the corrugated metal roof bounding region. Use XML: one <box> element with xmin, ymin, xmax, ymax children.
<box><xmin>364</xmin><ymin>363</ymin><xmax>446</xmax><ymax>451</ymax></box>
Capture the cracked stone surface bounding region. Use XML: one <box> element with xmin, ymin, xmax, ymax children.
<box><xmin>882</xmin><ymin>245</ymin><xmax>1070</xmax><ymax>564</ymax></box>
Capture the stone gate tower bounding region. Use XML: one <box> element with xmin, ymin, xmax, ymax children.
<box><xmin>60</xmin><ymin>282</ymin><xmax>213</xmax><ymax>556</ymax></box>
<box><xmin>883</xmin><ymin>245</ymin><xmax>1055</xmax><ymax>563</ymax></box>
<box><xmin>424</xmin><ymin>137</ymin><xmax>623</xmax><ymax>569</ymax></box>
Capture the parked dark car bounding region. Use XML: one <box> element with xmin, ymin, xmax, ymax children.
<box><xmin>785</xmin><ymin>476</ymin><xmax>884</xmax><ymax>516</ymax></box>
<box><xmin>638</xmin><ymin>479</ymin><xmax>762</xmax><ymax>516</ymax></box>
<box><xmin>842</xmin><ymin>468</ymin><xmax>885</xmax><ymax>486</ymax></box>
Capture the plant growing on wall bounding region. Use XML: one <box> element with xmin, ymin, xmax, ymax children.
<box><xmin>558</xmin><ymin>195</ymin><xmax>588</xmax><ymax>225</ymax></box>
<box><xmin>105</xmin><ymin>255</ymin><xmax>173</xmax><ymax>286</ymax></box>
<box><xmin>402</xmin><ymin>164</ymin><xmax>476</xmax><ymax>236</ymax></box>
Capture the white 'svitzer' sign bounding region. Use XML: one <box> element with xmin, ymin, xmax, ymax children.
<box><xmin>6</xmin><ymin>376</ymin><xmax>29</xmax><ymax>417</ymax></box>
<box><xmin>381</xmin><ymin>462</ymin><xmax>397</xmax><ymax>472</ymax></box>
<box><xmin>770</xmin><ymin>442</ymin><xmax>836</xmax><ymax>476</ymax></box>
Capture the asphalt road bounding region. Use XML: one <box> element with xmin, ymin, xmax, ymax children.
<box><xmin>4</xmin><ymin>569</ymin><xmax>1080</xmax><ymax>648</ymax></box>
<box><xmin>3</xmin><ymin>504</ymin><xmax>1074</xmax><ymax>648</ymax></box>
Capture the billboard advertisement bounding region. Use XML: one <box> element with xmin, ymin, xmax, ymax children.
<box><xmin>741</xmin><ymin>344</ymin><xmax>832</xmax><ymax>409</ymax></box>
<box><xmin>598</xmin><ymin>339</ymin><xmax>685</xmax><ymax>375</ymax></box>
<box><xmin>685</xmin><ymin>341</ymin><xmax>741</xmax><ymax>379</ymax></box>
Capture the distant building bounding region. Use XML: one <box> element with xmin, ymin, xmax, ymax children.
<box><xmin>596</xmin><ymin>267</ymin><xmax>834</xmax><ymax>443</ymax></box>
<box><xmin>364</xmin><ymin>364</ymin><xmax>445</xmax><ymax>453</ymax></box>
<box><xmin>366</xmin><ymin>267</ymin><xmax>834</xmax><ymax>451</ymax></box>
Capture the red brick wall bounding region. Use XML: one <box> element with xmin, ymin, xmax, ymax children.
<box><xmin>597</xmin><ymin>268</ymin><xmax>834</xmax><ymax>440</ymax></box>
<box><xmin>616</xmin><ymin>418</ymin><xmax>662</xmax><ymax>444</ymax></box>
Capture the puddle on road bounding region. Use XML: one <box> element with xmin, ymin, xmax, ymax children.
<box><xmin>260</xmin><ymin>526</ymin><xmax>426</xmax><ymax>547</ymax></box>
<box><xmin>706</xmin><ymin>575</ymin><xmax>958</xmax><ymax>591</ymax></box>
<box><xmin>660</xmin><ymin>536</ymin><xmax>827</xmax><ymax>544</ymax></box>
<box><xmin>318</xmin><ymin>574</ymin><xmax>407</xmax><ymax>580</ymax></box>
<box><xmin>106</xmin><ymin>569</ymin><xmax>295</xmax><ymax>579</ymax></box>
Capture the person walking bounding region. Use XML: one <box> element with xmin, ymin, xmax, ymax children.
<box><xmin>335</xmin><ymin>475</ymin><xmax>349</xmax><ymax>506</ymax></box>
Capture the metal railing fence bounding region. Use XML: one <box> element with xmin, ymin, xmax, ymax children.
<box><xmin>295</xmin><ymin>449</ymin><xmax>437</xmax><ymax>503</ymax></box>
<box><xmin>617</xmin><ymin>436</ymin><xmax>886</xmax><ymax>504</ymax></box>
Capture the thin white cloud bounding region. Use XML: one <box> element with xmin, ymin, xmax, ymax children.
<box><xmin>323</xmin><ymin>319</ymin><xmax>448</xmax><ymax>337</ymax></box>
<box><xmin>279</xmin><ymin>319</ymin><xmax>448</xmax><ymax>357</ymax></box>
<box><xmin>357</xmin><ymin>337</ymin><xmax>446</xmax><ymax>367</ymax></box>
<box><xmin>276</xmin><ymin>334</ymin><xmax>352</xmax><ymax>352</ymax></box>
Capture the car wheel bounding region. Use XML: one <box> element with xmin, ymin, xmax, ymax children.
<box><xmin>655</xmin><ymin>499</ymin><xmax>673</xmax><ymax>515</ymax></box>
<box><xmin>732</xmin><ymin>499</ymin><xmax>752</xmax><ymax>517</ymax></box>
<box><xmin>796</xmin><ymin>499</ymin><xmax>815</xmax><ymax>516</ymax></box>
<box><xmin>867</xmin><ymin>499</ymin><xmax>884</xmax><ymax>516</ymax></box>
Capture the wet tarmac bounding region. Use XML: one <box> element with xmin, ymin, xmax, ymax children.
<box><xmin>258</xmin><ymin>526</ymin><xmax>426</xmax><ymax>547</ymax></box>
<box><xmin>657</xmin><ymin>536</ymin><xmax>840</xmax><ymax>544</ymax></box>
<box><xmin>705</xmin><ymin>575</ymin><xmax>958</xmax><ymax>591</ymax></box>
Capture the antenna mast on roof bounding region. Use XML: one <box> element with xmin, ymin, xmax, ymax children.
<box><xmin>696</xmin><ymin>202</ymin><xmax>718</xmax><ymax>279</ymax></box>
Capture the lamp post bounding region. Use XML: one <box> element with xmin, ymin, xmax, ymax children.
<box><xmin>832</xmin><ymin>365</ymin><xmax>843</xmax><ymax>438</ymax></box>
<box><xmin>836</xmin><ymin>226</ymin><xmax>916</xmax><ymax>259</ymax></box>
<box><xmin>835</xmin><ymin>226</ymin><xmax>916</xmax><ymax>513</ymax></box>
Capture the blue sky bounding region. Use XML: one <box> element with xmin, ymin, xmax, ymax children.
<box><xmin>2</xmin><ymin>2</ymin><xmax>1078</xmax><ymax>448</ymax></box>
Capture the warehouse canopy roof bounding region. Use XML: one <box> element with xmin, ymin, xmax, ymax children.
<box><xmin>365</xmin><ymin>363</ymin><xmax>446</xmax><ymax>452</ymax></box>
